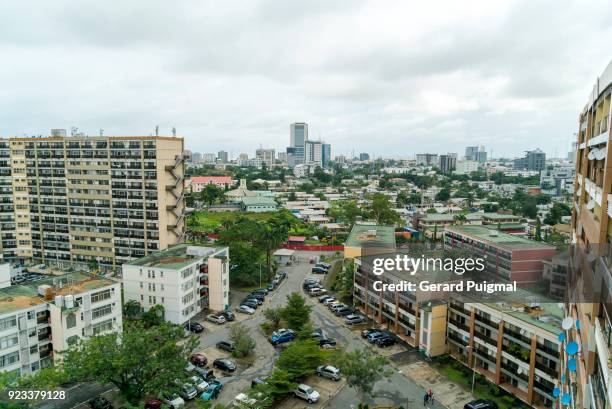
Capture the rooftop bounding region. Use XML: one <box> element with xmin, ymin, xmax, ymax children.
<box><xmin>446</xmin><ymin>225</ymin><xmax>555</xmax><ymax>251</ymax></box>
<box><xmin>127</xmin><ymin>244</ymin><xmax>224</xmax><ymax>269</ymax></box>
<box><xmin>240</xmin><ymin>196</ymin><xmax>277</xmax><ymax>206</ymax></box>
<box><xmin>0</xmin><ymin>272</ymin><xmax>115</xmax><ymax>315</ymax></box>
<box><xmin>346</xmin><ymin>224</ymin><xmax>396</xmax><ymax>249</ymax></box>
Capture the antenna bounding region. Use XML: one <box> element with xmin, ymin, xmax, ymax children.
<box><xmin>70</xmin><ymin>127</ymin><xmax>78</xmax><ymax>137</ymax></box>
<box><xmin>155</xmin><ymin>125</ymin><xmax>159</xmax><ymax>137</ymax></box>
<box><xmin>99</xmin><ymin>129</ymin><xmax>104</xmax><ymax>137</ymax></box>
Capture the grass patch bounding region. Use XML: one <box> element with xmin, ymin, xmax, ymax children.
<box><xmin>432</xmin><ymin>356</ymin><xmax>532</xmax><ymax>409</ymax></box>
<box><xmin>189</xmin><ymin>211</ymin><xmax>277</xmax><ymax>232</ymax></box>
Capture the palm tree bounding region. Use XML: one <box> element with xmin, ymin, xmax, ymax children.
<box><xmin>454</xmin><ymin>213</ymin><xmax>467</xmax><ymax>225</ymax></box>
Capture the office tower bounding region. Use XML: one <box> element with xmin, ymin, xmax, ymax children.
<box><xmin>416</xmin><ymin>153</ymin><xmax>439</xmax><ymax>167</ymax></box>
<box><xmin>305</xmin><ymin>140</ymin><xmax>323</xmax><ymax>167</ymax></box>
<box><xmin>569</xmin><ymin>59</ymin><xmax>612</xmax><ymax>409</ymax></box>
<box><xmin>217</xmin><ymin>150</ymin><xmax>229</xmax><ymax>163</ymax></box>
<box><xmin>0</xmin><ymin>133</ymin><xmax>185</xmax><ymax>272</ymax></box>
<box><xmin>238</xmin><ymin>153</ymin><xmax>249</xmax><ymax>161</ymax></box>
<box><xmin>514</xmin><ymin>149</ymin><xmax>546</xmax><ymax>171</ymax></box>
<box><xmin>476</xmin><ymin>146</ymin><xmax>487</xmax><ymax>164</ymax></box>
<box><xmin>359</xmin><ymin>153</ymin><xmax>370</xmax><ymax>161</ymax></box>
<box><xmin>455</xmin><ymin>160</ymin><xmax>479</xmax><ymax>175</ymax></box>
<box><xmin>465</xmin><ymin>146</ymin><xmax>479</xmax><ymax>161</ymax></box>
<box><xmin>439</xmin><ymin>153</ymin><xmax>457</xmax><ymax>173</ymax></box>
<box><xmin>322</xmin><ymin>143</ymin><xmax>331</xmax><ymax>168</ymax></box>
<box><xmin>255</xmin><ymin>148</ymin><xmax>276</xmax><ymax>168</ymax></box>
<box><xmin>202</xmin><ymin>153</ymin><xmax>216</xmax><ymax>163</ymax></box>
<box><xmin>288</xmin><ymin>122</ymin><xmax>308</xmax><ymax>166</ymax></box>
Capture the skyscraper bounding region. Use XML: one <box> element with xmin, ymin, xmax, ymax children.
<box><xmin>217</xmin><ymin>150</ymin><xmax>229</xmax><ymax>163</ymax></box>
<box><xmin>465</xmin><ymin>145</ymin><xmax>487</xmax><ymax>163</ymax></box>
<box><xmin>255</xmin><ymin>148</ymin><xmax>275</xmax><ymax>168</ymax></box>
<box><xmin>513</xmin><ymin>149</ymin><xmax>546</xmax><ymax>171</ymax></box>
<box><xmin>288</xmin><ymin>122</ymin><xmax>308</xmax><ymax>166</ymax></box>
<box><xmin>439</xmin><ymin>153</ymin><xmax>457</xmax><ymax>173</ymax></box>
<box><xmin>305</xmin><ymin>140</ymin><xmax>323</xmax><ymax>167</ymax></box>
<box><xmin>359</xmin><ymin>153</ymin><xmax>370</xmax><ymax>161</ymax></box>
<box><xmin>322</xmin><ymin>143</ymin><xmax>331</xmax><ymax>168</ymax></box>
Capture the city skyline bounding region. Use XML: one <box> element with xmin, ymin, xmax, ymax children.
<box><xmin>0</xmin><ymin>1</ymin><xmax>610</xmax><ymax>157</ymax></box>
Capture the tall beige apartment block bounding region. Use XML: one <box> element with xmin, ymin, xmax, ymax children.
<box><xmin>0</xmin><ymin>133</ymin><xmax>186</xmax><ymax>273</ymax></box>
<box><xmin>570</xmin><ymin>59</ymin><xmax>612</xmax><ymax>409</ymax></box>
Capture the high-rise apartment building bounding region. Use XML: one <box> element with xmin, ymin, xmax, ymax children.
<box><xmin>416</xmin><ymin>153</ymin><xmax>439</xmax><ymax>167</ymax></box>
<box><xmin>466</xmin><ymin>146</ymin><xmax>487</xmax><ymax>163</ymax></box>
<box><xmin>255</xmin><ymin>148</ymin><xmax>275</xmax><ymax>168</ymax></box>
<box><xmin>287</xmin><ymin>122</ymin><xmax>308</xmax><ymax>166</ymax></box>
<box><xmin>569</xmin><ymin>59</ymin><xmax>612</xmax><ymax>409</ymax></box>
<box><xmin>0</xmin><ymin>133</ymin><xmax>185</xmax><ymax>273</ymax></box>
<box><xmin>217</xmin><ymin>150</ymin><xmax>229</xmax><ymax>163</ymax></box>
<box><xmin>305</xmin><ymin>140</ymin><xmax>323</xmax><ymax>167</ymax></box>
<box><xmin>439</xmin><ymin>153</ymin><xmax>457</xmax><ymax>173</ymax></box>
<box><xmin>359</xmin><ymin>153</ymin><xmax>370</xmax><ymax>161</ymax></box>
<box><xmin>322</xmin><ymin>143</ymin><xmax>331</xmax><ymax>168</ymax></box>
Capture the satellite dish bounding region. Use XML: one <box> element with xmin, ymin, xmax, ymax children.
<box><xmin>568</xmin><ymin>358</ymin><xmax>577</xmax><ymax>372</ymax></box>
<box><xmin>558</xmin><ymin>333</ymin><xmax>566</xmax><ymax>342</ymax></box>
<box><xmin>567</xmin><ymin>341</ymin><xmax>579</xmax><ymax>355</ymax></box>
<box><xmin>553</xmin><ymin>387</ymin><xmax>560</xmax><ymax>398</ymax></box>
<box><xmin>576</xmin><ymin>320</ymin><xmax>581</xmax><ymax>330</ymax></box>
<box><xmin>562</xmin><ymin>317</ymin><xmax>574</xmax><ymax>330</ymax></box>
<box><xmin>517</xmin><ymin>367</ymin><xmax>523</xmax><ymax>375</ymax></box>
<box><xmin>561</xmin><ymin>393</ymin><xmax>571</xmax><ymax>405</ymax></box>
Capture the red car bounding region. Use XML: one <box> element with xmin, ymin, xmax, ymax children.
<box><xmin>144</xmin><ymin>399</ymin><xmax>162</xmax><ymax>409</ymax></box>
<box><xmin>190</xmin><ymin>353</ymin><xmax>208</xmax><ymax>367</ymax></box>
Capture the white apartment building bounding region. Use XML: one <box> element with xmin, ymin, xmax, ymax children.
<box><xmin>0</xmin><ymin>273</ymin><xmax>121</xmax><ymax>377</ymax></box>
<box><xmin>455</xmin><ymin>160</ymin><xmax>479</xmax><ymax>175</ymax></box>
<box><xmin>293</xmin><ymin>164</ymin><xmax>310</xmax><ymax>178</ymax></box>
<box><xmin>122</xmin><ymin>244</ymin><xmax>230</xmax><ymax>325</ymax></box>
<box><xmin>305</xmin><ymin>140</ymin><xmax>323</xmax><ymax>167</ymax></box>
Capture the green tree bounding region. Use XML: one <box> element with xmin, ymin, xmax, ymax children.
<box><xmin>142</xmin><ymin>304</ymin><xmax>165</xmax><ymax>327</ymax></box>
<box><xmin>367</xmin><ymin>193</ymin><xmax>400</xmax><ymax>225</ymax></box>
<box><xmin>329</xmin><ymin>200</ymin><xmax>363</xmax><ymax>226</ymax></box>
<box><xmin>263</xmin><ymin>307</ymin><xmax>284</xmax><ymax>331</ymax></box>
<box><xmin>333</xmin><ymin>348</ymin><xmax>391</xmax><ymax>397</ymax></box>
<box><xmin>276</xmin><ymin>340</ymin><xmax>328</xmax><ymax>379</ymax></box>
<box><xmin>200</xmin><ymin>184</ymin><xmax>225</xmax><ymax>206</ymax></box>
<box><xmin>253</xmin><ymin>369</ymin><xmax>296</xmax><ymax>403</ymax></box>
<box><xmin>61</xmin><ymin>322</ymin><xmax>198</xmax><ymax>403</ymax></box>
<box><xmin>535</xmin><ymin>218</ymin><xmax>542</xmax><ymax>241</ymax></box>
<box><xmin>281</xmin><ymin>293</ymin><xmax>312</xmax><ymax>332</ymax></box>
<box><xmin>123</xmin><ymin>299</ymin><xmax>142</xmax><ymax>320</ymax></box>
<box><xmin>543</xmin><ymin>202</ymin><xmax>572</xmax><ymax>225</ymax></box>
<box><xmin>228</xmin><ymin>323</ymin><xmax>256</xmax><ymax>358</ymax></box>
<box><xmin>435</xmin><ymin>188</ymin><xmax>451</xmax><ymax>202</ymax></box>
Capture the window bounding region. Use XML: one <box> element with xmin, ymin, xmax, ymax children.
<box><xmin>91</xmin><ymin>289</ymin><xmax>112</xmax><ymax>303</ymax></box>
<box><xmin>0</xmin><ymin>334</ymin><xmax>18</xmax><ymax>349</ymax></box>
<box><xmin>29</xmin><ymin>345</ymin><xmax>38</xmax><ymax>354</ymax></box>
<box><xmin>92</xmin><ymin>304</ymin><xmax>112</xmax><ymax>320</ymax></box>
<box><xmin>0</xmin><ymin>351</ymin><xmax>19</xmax><ymax>368</ymax></box>
<box><xmin>140</xmin><ymin>282</ymin><xmax>143</xmax><ymax>289</ymax></box>
<box><xmin>66</xmin><ymin>313</ymin><xmax>77</xmax><ymax>329</ymax></box>
<box><xmin>27</xmin><ymin>311</ymin><xmax>35</xmax><ymax>320</ymax></box>
<box><xmin>92</xmin><ymin>319</ymin><xmax>113</xmax><ymax>335</ymax></box>
<box><xmin>0</xmin><ymin>316</ymin><xmax>17</xmax><ymax>331</ymax></box>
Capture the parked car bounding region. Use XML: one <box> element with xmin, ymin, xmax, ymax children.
<box><xmin>329</xmin><ymin>303</ymin><xmax>346</xmax><ymax>312</ymax></box>
<box><xmin>213</xmin><ymin>358</ymin><xmax>237</xmax><ymax>372</ymax></box>
<box><xmin>189</xmin><ymin>375</ymin><xmax>209</xmax><ymax>393</ymax></box>
<box><xmin>185</xmin><ymin>322</ymin><xmax>204</xmax><ymax>334</ymax></box>
<box><xmin>345</xmin><ymin>314</ymin><xmax>366</xmax><ymax>325</ymax></box>
<box><xmin>367</xmin><ymin>331</ymin><xmax>391</xmax><ymax>344</ymax></box>
<box><xmin>249</xmin><ymin>292</ymin><xmax>265</xmax><ymax>301</ymax></box>
<box><xmin>216</xmin><ymin>340</ymin><xmax>235</xmax><ymax>352</ymax></box>
<box><xmin>294</xmin><ymin>384</ymin><xmax>320</xmax><ymax>403</ymax></box>
<box><xmin>464</xmin><ymin>400</ymin><xmax>499</xmax><ymax>409</ymax></box>
<box><xmin>309</xmin><ymin>287</ymin><xmax>326</xmax><ymax>296</ymax></box>
<box><xmin>267</xmin><ymin>283</ymin><xmax>275</xmax><ymax>291</ymax></box>
<box><xmin>319</xmin><ymin>338</ymin><xmax>337</xmax><ymax>349</ymax></box>
<box><xmin>316</xmin><ymin>262</ymin><xmax>332</xmax><ymax>270</ymax></box>
<box><xmin>376</xmin><ymin>335</ymin><xmax>396</xmax><ymax>348</ymax></box>
<box><xmin>177</xmin><ymin>382</ymin><xmax>198</xmax><ymax>400</ymax></box>
<box><xmin>304</xmin><ymin>282</ymin><xmax>322</xmax><ymax>291</ymax></box>
<box><xmin>192</xmin><ymin>367</ymin><xmax>215</xmax><ymax>383</ymax></box>
<box><xmin>311</xmin><ymin>267</ymin><xmax>328</xmax><ymax>274</ymax></box>
<box><xmin>87</xmin><ymin>396</ymin><xmax>113</xmax><ymax>409</ymax></box>
<box><xmin>144</xmin><ymin>399</ymin><xmax>163</xmax><ymax>409</ymax></box>
<box><xmin>207</xmin><ymin>314</ymin><xmax>227</xmax><ymax>325</ymax></box>
<box><xmin>190</xmin><ymin>353</ymin><xmax>208</xmax><ymax>367</ymax></box>
<box><xmin>245</xmin><ymin>297</ymin><xmax>263</xmax><ymax>306</ymax></box>
<box><xmin>361</xmin><ymin>328</ymin><xmax>379</xmax><ymax>338</ymax></box>
<box><xmin>221</xmin><ymin>311</ymin><xmax>235</xmax><ymax>321</ymax></box>
<box><xmin>232</xmin><ymin>393</ymin><xmax>257</xmax><ymax>408</ymax></box>
<box><xmin>322</xmin><ymin>297</ymin><xmax>337</xmax><ymax>306</ymax></box>
<box><xmin>253</xmin><ymin>288</ymin><xmax>268</xmax><ymax>295</ymax></box>
<box><xmin>277</xmin><ymin>271</ymin><xmax>287</xmax><ymax>279</ymax></box>
<box><xmin>241</xmin><ymin>300</ymin><xmax>258</xmax><ymax>309</ymax></box>
<box><xmin>316</xmin><ymin>365</ymin><xmax>341</xmax><ymax>381</ymax></box>
<box><xmin>270</xmin><ymin>328</ymin><xmax>295</xmax><ymax>345</ymax></box>
<box><xmin>161</xmin><ymin>392</ymin><xmax>185</xmax><ymax>408</ymax></box>
<box><xmin>199</xmin><ymin>380</ymin><xmax>223</xmax><ymax>401</ymax></box>
<box><xmin>251</xmin><ymin>375</ymin><xmax>270</xmax><ymax>388</ymax></box>
<box><xmin>237</xmin><ymin>305</ymin><xmax>256</xmax><ymax>314</ymax></box>
<box><xmin>334</xmin><ymin>307</ymin><xmax>354</xmax><ymax>317</ymax></box>
<box><xmin>319</xmin><ymin>295</ymin><xmax>333</xmax><ymax>303</ymax></box>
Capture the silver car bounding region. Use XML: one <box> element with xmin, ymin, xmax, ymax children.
<box><xmin>316</xmin><ymin>365</ymin><xmax>341</xmax><ymax>381</ymax></box>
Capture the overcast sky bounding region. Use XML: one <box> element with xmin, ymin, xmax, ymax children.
<box><xmin>1</xmin><ymin>0</ymin><xmax>611</xmax><ymax>159</ymax></box>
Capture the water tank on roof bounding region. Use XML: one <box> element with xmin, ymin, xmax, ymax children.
<box><xmin>186</xmin><ymin>246</ymin><xmax>213</xmax><ymax>257</ymax></box>
<box><xmin>37</xmin><ymin>284</ymin><xmax>52</xmax><ymax>296</ymax></box>
<box><xmin>55</xmin><ymin>295</ymin><xmax>64</xmax><ymax>307</ymax></box>
<box><xmin>64</xmin><ymin>295</ymin><xmax>74</xmax><ymax>308</ymax></box>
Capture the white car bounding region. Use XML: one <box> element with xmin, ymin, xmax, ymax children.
<box><xmin>162</xmin><ymin>392</ymin><xmax>185</xmax><ymax>408</ymax></box>
<box><xmin>316</xmin><ymin>365</ymin><xmax>341</xmax><ymax>381</ymax></box>
<box><xmin>189</xmin><ymin>375</ymin><xmax>209</xmax><ymax>392</ymax></box>
<box><xmin>237</xmin><ymin>305</ymin><xmax>256</xmax><ymax>314</ymax></box>
<box><xmin>232</xmin><ymin>393</ymin><xmax>257</xmax><ymax>407</ymax></box>
<box><xmin>309</xmin><ymin>288</ymin><xmax>326</xmax><ymax>296</ymax></box>
<box><xmin>322</xmin><ymin>297</ymin><xmax>337</xmax><ymax>306</ymax></box>
<box><xmin>207</xmin><ymin>314</ymin><xmax>227</xmax><ymax>324</ymax></box>
<box><xmin>294</xmin><ymin>384</ymin><xmax>320</xmax><ymax>403</ymax></box>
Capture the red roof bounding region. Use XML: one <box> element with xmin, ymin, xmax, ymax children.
<box><xmin>190</xmin><ymin>176</ymin><xmax>233</xmax><ymax>184</ymax></box>
<box><xmin>288</xmin><ymin>236</ymin><xmax>306</xmax><ymax>242</ymax></box>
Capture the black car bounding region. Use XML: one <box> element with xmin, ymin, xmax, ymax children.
<box><xmin>253</xmin><ymin>288</ymin><xmax>269</xmax><ymax>295</ymax></box>
<box><xmin>277</xmin><ymin>271</ymin><xmax>287</xmax><ymax>279</ymax></box>
<box><xmin>249</xmin><ymin>293</ymin><xmax>265</xmax><ymax>301</ymax></box>
<box><xmin>216</xmin><ymin>340</ymin><xmax>236</xmax><ymax>352</ymax></box>
<box><xmin>221</xmin><ymin>311</ymin><xmax>235</xmax><ymax>321</ymax></box>
<box><xmin>311</xmin><ymin>267</ymin><xmax>328</xmax><ymax>274</ymax></box>
<box><xmin>319</xmin><ymin>338</ymin><xmax>337</xmax><ymax>348</ymax></box>
<box><xmin>193</xmin><ymin>367</ymin><xmax>215</xmax><ymax>382</ymax></box>
<box><xmin>213</xmin><ymin>358</ymin><xmax>237</xmax><ymax>372</ymax></box>
<box><xmin>464</xmin><ymin>400</ymin><xmax>499</xmax><ymax>409</ymax></box>
<box><xmin>267</xmin><ymin>283</ymin><xmax>275</xmax><ymax>291</ymax></box>
<box><xmin>304</xmin><ymin>282</ymin><xmax>322</xmax><ymax>291</ymax></box>
<box><xmin>251</xmin><ymin>375</ymin><xmax>270</xmax><ymax>388</ymax></box>
<box><xmin>88</xmin><ymin>397</ymin><xmax>113</xmax><ymax>409</ymax></box>
<box><xmin>361</xmin><ymin>328</ymin><xmax>379</xmax><ymax>339</ymax></box>
<box><xmin>241</xmin><ymin>300</ymin><xmax>258</xmax><ymax>309</ymax></box>
<box><xmin>185</xmin><ymin>322</ymin><xmax>204</xmax><ymax>333</ymax></box>
<box><xmin>376</xmin><ymin>335</ymin><xmax>396</xmax><ymax>348</ymax></box>
<box><xmin>334</xmin><ymin>307</ymin><xmax>354</xmax><ymax>317</ymax></box>
<box><xmin>244</xmin><ymin>297</ymin><xmax>262</xmax><ymax>306</ymax></box>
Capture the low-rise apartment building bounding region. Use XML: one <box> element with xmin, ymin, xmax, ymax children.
<box><xmin>188</xmin><ymin>176</ymin><xmax>234</xmax><ymax>192</ymax></box>
<box><xmin>0</xmin><ymin>272</ymin><xmax>121</xmax><ymax>377</ymax></box>
<box><xmin>122</xmin><ymin>244</ymin><xmax>230</xmax><ymax>325</ymax></box>
<box><xmin>444</xmin><ymin>225</ymin><xmax>556</xmax><ymax>283</ymax></box>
